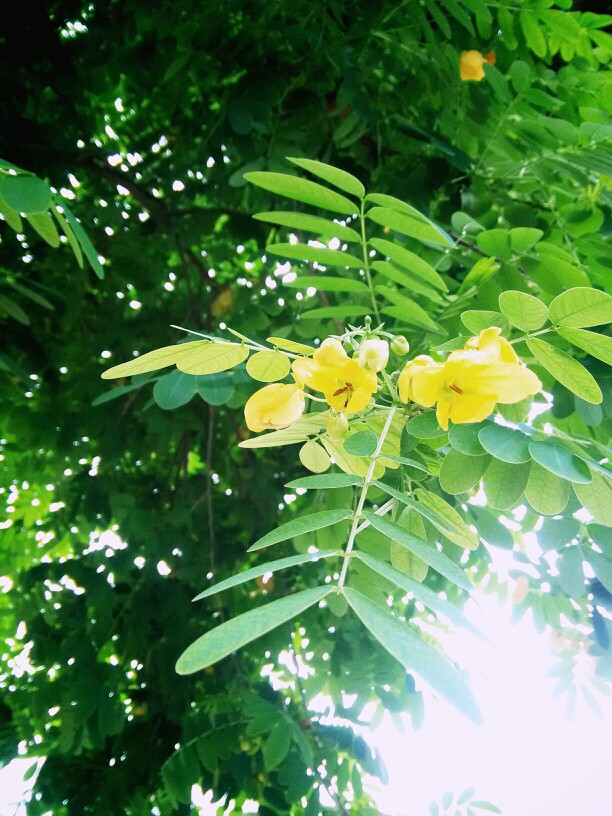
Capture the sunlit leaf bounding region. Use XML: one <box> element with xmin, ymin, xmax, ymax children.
<box><xmin>248</xmin><ymin>508</ymin><xmax>353</xmax><ymax>551</ymax></box>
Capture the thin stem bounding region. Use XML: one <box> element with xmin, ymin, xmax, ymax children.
<box><xmin>337</xmin><ymin>406</ymin><xmax>397</xmax><ymax>588</ymax></box>
<box><xmin>510</xmin><ymin>326</ymin><xmax>555</xmax><ymax>345</ymax></box>
<box><xmin>381</xmin><ymin>369</ymin><xmax>400</xmax><ymax>403</ymax></box>
<box><xmin>171</xmin><ymin>324</ymin><xmax>306</xmax><ymax>359</ymax></box>
<box><xmin>359</xmin><ymin>200</ymin><xmax>381</xmax><ymax>323</ymax></box>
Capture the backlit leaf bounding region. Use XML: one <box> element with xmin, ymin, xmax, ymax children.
<box><xmin>244</xmin><ymin>172</ymin><xmax>359</xmax><ymax>215</ymax></box>
<box><xmin>26</xmin><ymin>212</ymin><xmax>60</xmax><ymax>247</ymax></box>
<box><xmin>267</xmin><ymin>242</ymin><xmax>363</xmax><ymax>268</ymax></box>
<box><xmin>498</xmin><ymin>291</ymin><xmax>548</xmax><ymax>331</ymax></box>
<box><xmin>527</xmin><ymin>338</ymin><xmax>602</xmax><ymax>404</ymax></box>
<box><xmin>176</xmin><ymin>586</ymin><xmax>332</xmax><ymax>673</ymax></box>
<box><xmin>287</xmin><ymin>157</ymin><xmax>365</xmax><ymax>198</ymax></box>
<box><xmin>367</xmin><ymin>206</ymin><xmax>453</xmax><ymax>246</ymax></box>
<box><xmin>248</xmin><ymin>508</ymin><xmax>353</xmax><ymax>552</ymax></box>
<box><xmin>177</xmin><ymin>342</ymin><xmax>249</xmax><ymax>375</ymax></box>
<box><xmin>574</xmin><ymin>470</ymin><xmax>612</xmax><ymax>526</ymax></box>
<box><xmin>102</xmin><ymin>341</ymin><xmax>206</xmax><ymax>379</ymax></box>
<box><xmin>369</xmin><ymin>238</ymin><xmax>448</xmax><ymax>290</ymax></box>
<box><xmin>246</xmin><ymin>350</ymin><xmax>291</xmax><ymax>382</ymax></box>
<box><xmin>549</xmin><ymin>287</ymin><xmax>612</xmax><ymax>328</ymax></box>
<box><xmin>414</xmin><ymin>489</ymin><xmax>479</xmax><ymax>550</ymax></box>
<box><xmin>299</xmin><ymin>440</ymin><xmax>331</xmax><ymax>473</ymax></box>
<box><xmin>558</xmin><ymin>327</ymin><xmax>612</xmax><ymax>366</ymax></box>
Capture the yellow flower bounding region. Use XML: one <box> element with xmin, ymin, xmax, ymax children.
<box><xmin>460</xmin><ymin>50</ymin><xmax>485</xmax><ymax>82</ymax></box>
<box><xmin>293</xmin><ymin>338</ymin><xmax>378</xmax><ymax>415</ymax></box>
<box><xmin>244</xmin><ymin>383</ymin><xmax>305</xmax><ymax>432</ymax></box>
<box><xmin>358</xmin><ymin>338</ymin><xmax>389</xmax><ymax>372</ymax></box>
<box><xmin>398</xmin><ymin>329</ymin><xmax>541</xmax><ymax>430</ymax></box>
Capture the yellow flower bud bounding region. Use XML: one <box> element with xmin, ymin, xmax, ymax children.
<box><xmin>390</xmin><ymin>335</ymin><xmax>410</xmax><ymax>356</ymax></box>
<box><xmin>358</xmin><ymin>338</ymin><xmax>389</xmax><ymax>372</ymax></box>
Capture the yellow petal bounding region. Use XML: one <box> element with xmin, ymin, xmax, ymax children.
<box><xmin>398</xmin><ymin>356</ymin><xmax>439</xmax><ymax>404</ymax></box>
<box><xmin>410</xmin><ymin>361</ymin><xmax>446</xmax><ymax>407</ymax></box>
<box><xmin>460</xmin><ymin>50</ymin><xmax>485</xmax><ymax>82</ymax></box>
<box><xmin>244</xmin><ymin>383</ymin><xmax>305</xmax><ymax>432</ymax></box>
<box><xmin>436</xmin><ymin>393</ymin><xmax>452</xmax><ymax>431</ymax></box>
<box><xmin>478</xmin><ymin>363</ymin><xmax>542</xmax><ymax>403</ymax></box>
<box><xmin>448</xmin><ymin>394</ymin><xmax>498</xmax><ymax>425</ymax></box>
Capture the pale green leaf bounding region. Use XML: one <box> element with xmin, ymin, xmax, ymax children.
<box><xmin>344</xmin><ymin>588</ymin><xmax>482</xmax><ymax>722</ymax></box>
<box><xmin>524</xmin><ymin>462</ymin><xmax>569</xmax><ymax>515</ymax></box>
<box><xmin>267</xmin><ymin>337</ymin><xmax>315</xmax><ymax>355</ymax></box>
<box><xmin>476</xmin><ymin>229</ymin><xmax>511</xmax><ymax>259</ymax></box>
<box><xmin>239</xmin><ymin>412</ymin><xmax>328</xmax><ymax>448</ymax></box>
<box><xmin>461</xmin><ymin>310</ymin><xmax>510</xmax><ymax>335</ymax></box>
<box><xmin>439</xmin><ymin>449</ymin><xmax>490</xmax><ymax>494</ymax></box>
<box><xmin>414</xmin><ymin>489</ymin><xmax>479</xmax><ymax>550</ymax></box>
<box><xmin>267</xmin><ymin>242</ymin><xmax>363</xmax><ymax>269</ymax></box>
<box><xmin>176</xmin><ymin>586</ymin><xmax>332</xmax><ymax>674</ymax></box>
<box><xmin>299</xmin><ymin>440</ymin><xmax>331</xmax><ymax>473</ymax></box>
<box><xmin>286</xmin><ymin>157</ymin><xmax>365</xmax><ymax>198</ymax></box>
<box><xmin>367</xmin><ymin>206</ymin><xmax>453</xmax><ymax>246</ymax></box>
<box><xmin>574</xmin><ymin>470</ymin><xmax>612</xmax><ymax>526</ymax></box>
<box><xmin>193</xmin><ymin>550</ymin><xmax>341</xmax><ymax>601</ymax></box>
<box><xmin>321</xmin><ymin>437</ymin><xmax>385</xmax><ymax>479</ymax></box>
<box><xmin>248</xmin><ymin>509</ymin><xmax>353</xmax><ymax>552</ymax></box>
<box><xmin>282</xmin><ymin>275</ymin><xmax>370</xmax><ymax>293</ymax></box>
<box><xmin>549</xmin><ymin>287</ymin><xmax>612</xmax><ymax>328</ymax></box>
<box><xmin>369</xmin><ymin>238</ymin><xmax>448</xmax><ymax>290</ymax></box>
<box><xmin>176</xmin><ymin>342</ymin><xmax>249</xmax><ymax>375</ymax></box>
<box><xmin>558</xmin><ymin>327</ymin><xmax>612</xmax><ymax>366</ymax></box>
<box><xmin>285</xmin><ymin>473</ymin><xmax>362</xmax><ymax>490</ymax></box>
<box><xmin>246</xmin><ymin>350</ymin><xmax>291</xmax><ymax>382</ymax></box>
<box><xmin>378</xmin><ymin>290</ymin><xmax>442</xmax><ymax>331</ymax></box>
<box><xmin>528</xmin><ymin>441</ymin><xmax>592</xmax><ymax>484</ymax></box>
<box><xmin>478</xmin><ymin>425</ymin><xmax>531</xmax><ymax>464</ymax></box>
<box><xmin>509</xmin><ymin>228</ymin><xmax>543</xmax><ymax>253</ymax></box>
<box><xmin>371</xmin><ymin>261</ymin><xmax>444</xmax><ymax>302</ymax></box>
<box><xmin>26</xmin><ymin>211</ymin><xmax>60</xmax><ymax>248</ymax></box>
<box><xmin>244</xmin><ymin>172</ymin><xmax>359</xmax><ymax>215</ymax></box>
<box><xmin>519</xmin><ymin>10</ymin><xmax>547</xmax><ymax>57</ymax></box>
<box><xmin>498</xmin><ymin>291</ymin><xmax>548</xmax><ymax>331</ymax></box>
<box><xmin>101</xmin><ymin>341</ymin><xmax>205</xmax><ymax>379</ymax></box>
<box><xmin>527</xmin><ymin>338</ymin><xmax>602</xmax><ymax>404</ymax></box>
<box><xmin>391</xmin><ymin>509</ymin><xmax>429</xmax><ymax>582</ymax></box>
<box><xmin>0</xmin><ymin>194</ymin><xmax>23</xmax><ymax>231</ymax></box>
<box><xmin>483</xmin><ymin>459</ymin><xmax>531</xmax><ymax>510</ymax></box>
<box><xmin>361</xmin><ymin>512</ymin><xmax>473</xmax><ymax>590</ymax></box>
<box><xmin>253</xmin><ymin>211</ymin><xmax>361</xmax><ymax>243</ymax></box>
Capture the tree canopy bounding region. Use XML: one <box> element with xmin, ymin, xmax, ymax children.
<box><xmin>1</xmin><ymin>2</ymin><xmax>611</xmax><ymax>815</ymax></box>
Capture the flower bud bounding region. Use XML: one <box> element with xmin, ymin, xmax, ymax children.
<box><xmin>326</xmin><ymin>412</ymin><xmax>349</xmax><ymax>439</ymax></box>
<box><xmin>390</xmin><ymin>335</ymin><xmax>410</xmax><ymax>356</ymax></box>
<box><xmin>358</xmin><ymin>338</ymin><xmax>389</xmax><ymax>372</ymax></box>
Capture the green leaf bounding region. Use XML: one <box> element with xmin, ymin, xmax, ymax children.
<box><xmin>283</xmin><ymin>275</ymin><xmax>370</xmax><ymax>293</ymax></box>
<box><xmin>461</xmin><ymin>310</ymin><xmax>510</xmax><ymax>335</ymax></box>
<box><xmin>498</xmin><ymin>396</ymin><xmax>532</xmax><ymax>424</ymax></box>
<box><xmin>101</xmin><ymin>344</ymin><xmax>203</xmax><ymax>379</ymax></box>
<box><xmin>0</xmin><ymin>194</ymin><xmax>23</xmax><ymax>231</ymax></box>
<box><xmin>527</xmin><ymin>338</ymin><xmax>602</xmax><ymax>404</ymax></box>
<box><xmin>0</xmin><ymin>173</ymin><xmax>51</xmax><ymax>213</ymax></box>
<box><xmin>549</xmin><ymin>287</ymin><xmax>612</xmax><ymax>328</ymax></box>
<box><xmin>344</xmin><ymin>430</ymin><xmax>378</xmax><ymax>457</ymax></box>
<box><xmin>499</xmin><ymin>291</ymin><xmax>548</xmax><ymax>331</ymax></box>
<box><xmin>557</xmin><ymin>548</ymin><xmax>585</xmax><ymax>599</ymax></box>
<box><xmin>369</xmin><ymin>238</ymin><xmax>448</xmax><ymax>290</ymax></box>
<box><xmin>392</xmin><ymin>508</ymin><xmax>429</xmax><ymax>582</ymax></box>
<box><xmin>510</xmin><ymin>60</ymin><xmax>531</xmax><ymax>93</ymax></box>
<box><xmin>585</xmin><ymin>549</ymin><xmax>612</xmax><ymax>595</ymax></box>
<box><xmin>519</xmin><ymin>10</ymin><xmax>547</xmax><ymax>57</ymax></box>
<box><xmin>0</xmin><ymin>294</ymin><xmax>29</xmax><ymax>324</ymax></box>
<box><xmin>354</xmin><ymin>552</ymin><xmax>483</xmax><ymax>637</ymax></box>
<box><xmin>372</xmin><ymin>261</ymin><xmax>444</xmax><ymax>302</ymax></box>
<box><xmin>558</xmin><ymin>327</ymin><xmax>612</xmax><ymax>366</ymax></box>
<box><xmin>244</xmin><ymin>172</ymin><xmax>359</xmax><ymax>215</ymax></box>
<box><xmin>524</xmin><ymin>462</ymin><xmax>569</xmax><ymax>515</ymax></box>
<box><xmin>367</xmin><ymin>206</ymin><xmax>453</xmax><ymax>247</ymax></box>
<box><xmin>299</xmin><ymin>440</ymin><xmax>331</xmax><ymax>473</ymax></box>
<box><xmin>528</xmin><ymin>441</ymin><xmax>592</xmax><ymax>484</ymax></box>
<box><xmin>286</xmin><ymin>473</ymin><xmax>362</xmax><ymax>490</ymax></box>
<box><xmin>176</xmin><ymin>586</ymin><xmax>331</xmax><ymax>674</ymax></box>
<box><xmin>476</xmin><ymin>229</ymin><xmax>511</xmax><ymax>259</ymax></box>
<box><xmin>286</xmin><ymin>157</ymin><xmax>365</xmax><ymax>198</ymax></box>
<box><xmin>26</xmin><ymin>212</ymin><xmax>60</xmax><ymax>248</ymax></box>
<box><xmin>153</xmin><ymin>370</ymin><xmax>197</xmax><ymax>410</ymax></box>
<box><xmin>176</xmin><ymin>342</ymin><xmax>249</xmax><ymax>375</ymax></box>
<box><xmin>193</xmin><ymin>550</ymin><xmax>340</xmax><ymax>600</ymax></box>
<box><xmin>478</xmin><ymin>425</ymin><xmax>531</xmax><ymax>464</ymax></box>
<box><xmin>239</xmin><ymin>412</ymin><xmax>328</xmax><ymax>448</ymax></box>
<box><xmin>267</xmin><ymin>337</ymin><xmax>314</xmax><ymax>355</ymax></box>
<box><xmin>263</xmin><ymin>721</ymin><xmax>292</xmax><ymax>771</ymax></box>
<box><xmin>196</xmin><ymin>373</ymin><xmax>234</xmax><ymax>406</ymax></box>
<box><xmin>344</xmin><ymin>588</ymin><xmax>482</xmax><ymax>722</ymax></box>
<box><xmin>253</xmin><ymin>211</ymin><xmax>361</xmax><ymax>243</ymax></box>
<box><xmin>405</xmin><ymin>412</ymin><xmax>445</xmax><ymax>439</ymax></box>
<box><xmin>300</xmin><ymin>305</ymin><xmax>372</xmax><ymax>320</ymax></box>
<box><xmin>267</xmin><ymin>242</ymin><xmax>363</xmax><ymax>269</ymax></box>
<box><xmin>448</xmin><ymin>422</ymin><xmax>488</xmax><ymax>455</ymax></box>
<box><xmin>246</xmin><ymin>350</ymin><xmax>291</xmax><ymax>382</ymax></box>
<box><xmin>483</xmin><ymin>459</ymin><xmax>531</xmax><ymax>510</ymax></box>
<box><xmin>58</xmin><ymin>198</ymin><xmax>105</xmax><ymax>279</ymax></box>
<box><xmin>378</xmin><ymin>290</ymin><xmax>443</xmax><ymax>332</ymax></box>
<box><xmin>439</xmin><ymin>450</ymin><xmax>490</xmax><ymax>494</ymax></box>
<box><xmin>361</xmin><ymin>512</ymin><xmax>472</xmax><ymax>590</ymax></box>
<box><xmin>574</xmin><ymin>470</ymin><xmax>612</xmax><ymax>526</ymax></box>
<box><xmin>53</xmin><ymin>205</ymin><xmax>83</xmax><ymax>267</ymax></box>
<box><xmin>509</xmin><ymin>228</ymin><xmax>543</xmax><ymax>253</ymax></box>
<box><xmin>248</xmin><ymin>509</ymin><xmax>353</xmax><ymax>552</ymax></box>
<box><xmin>414</xmin><ymin>489</ymin><xmax>479</xmax><ymax>550</ymax></box>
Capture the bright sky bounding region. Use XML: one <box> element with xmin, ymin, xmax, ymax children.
<box><xmin>2</xmin><ymin>592</ymin><xmax>610</xmax><ymax>816</ymax></box>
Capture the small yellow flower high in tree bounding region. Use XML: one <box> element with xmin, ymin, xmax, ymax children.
<box><xmin>459</xmin><ymin>49</ymin><xmax>496</xmax><ymax>81</ymax></box>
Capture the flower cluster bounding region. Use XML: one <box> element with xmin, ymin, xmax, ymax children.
<box><xmin>459</xmin><ymin>50</ymin><xmax>496</xmax><ymax>82</ymax></box>
<box><xmin>398</xmin><ymin>328</ymin><xmax>541</xmax><ymax>430</ymax></box>
<box><xmin>244</xmin><ymin>327</ymin><xmax>541</xmax><ymax>435</ymax></box>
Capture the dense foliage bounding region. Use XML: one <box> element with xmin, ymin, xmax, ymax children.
<box><xmin>1</xmin><ymin>2</ymin><xmax>611</xmax><ymax>814</ymax></box>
